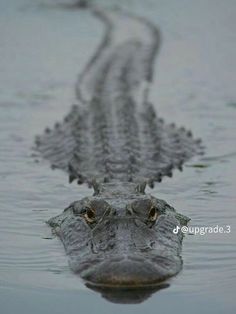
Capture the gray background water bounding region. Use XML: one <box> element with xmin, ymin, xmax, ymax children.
<box><xmin>0</xmin><ymin>0</ymin><xmax>236</xmax><ymax>312</ymax></box>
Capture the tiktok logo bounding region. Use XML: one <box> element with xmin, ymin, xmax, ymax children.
<box><xmin>173</xmin><ymin>226</ymin><xmax>180</xmax><ymax>234</ymax></box>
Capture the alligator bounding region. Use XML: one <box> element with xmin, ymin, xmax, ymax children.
<box><xmin>35</xmin><ymin>2</ymin><xmax>201</xmax><ymax>303</ymax></box>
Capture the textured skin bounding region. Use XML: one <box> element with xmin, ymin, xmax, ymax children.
<box><xmin>47</xmin><ymin>182</ymin><xmax>189</xmax><ymax>289</ymax></box>
<box><xmin>35</xmin><ymin>4</ymin><xmax>201</xmax><ymax>297</ymax></box>
<box><xmin>36</xmin><ymin>7</ymin><xmax>201</xmax><ymax>187</ymax></box>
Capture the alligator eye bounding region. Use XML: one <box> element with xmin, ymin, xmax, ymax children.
<box><xmin>148</xmin><ymin>207</ymin><xmax>158</xmax><ymax>222</ymax></box>
<box><xmin>84</xmin><ymin>208</ymin><xmax>96</xmax><ymax>224</ymax></box>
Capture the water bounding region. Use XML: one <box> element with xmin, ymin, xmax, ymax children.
<box><xmin>0</xmin><ymin>0</ymin><xmax>236</xmax><ymax>312</ymax></box>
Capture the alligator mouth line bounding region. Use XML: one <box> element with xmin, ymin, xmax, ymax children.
<box><xmin>85</xmin><ymin>277</ymin><xmax>171</xmax><ymax>289</ymax></box>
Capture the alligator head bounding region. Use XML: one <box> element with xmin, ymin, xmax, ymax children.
<box><xmin>48</xmin><ymin>181</ymin><xmax>189</xmax><ymax>299</ymax></box>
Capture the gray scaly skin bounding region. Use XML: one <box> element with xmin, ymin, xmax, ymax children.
<box><xmin>35</xmin><ymin>3</ymin><xmax>201</xmax><ymax>296</ymax></box>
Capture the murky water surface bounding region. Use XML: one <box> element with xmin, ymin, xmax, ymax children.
<box><xmin>0</xmin><ymin>0</ymin><xmax>236</xmax><ymax>312</ymax></box>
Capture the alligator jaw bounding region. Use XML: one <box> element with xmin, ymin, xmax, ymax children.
<box><xmin>79</xmin><ymin>256</ymin><xmax>181</xmax><ymax>288</ymax></box>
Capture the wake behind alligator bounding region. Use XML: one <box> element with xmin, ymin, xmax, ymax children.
<box><xmin>35</xmin><ymin>2</ymin><xmax>201</xmax><ymax>302</ymax></box>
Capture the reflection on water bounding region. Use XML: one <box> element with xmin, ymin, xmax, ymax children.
<box><xmin>0</xmin><ymin>0</ymin><xmax>236</xmax><ymax>312</ymax></box>
<box><xmin>86</xmin><ymin>283</ymin><xmax>170</xmax><ymax>304</ymax></box>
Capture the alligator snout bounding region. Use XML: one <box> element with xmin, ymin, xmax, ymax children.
<box><xmin>80</xmin><ymin>257</ymin><xmax>170</xmax><ymax>287</ymax></box>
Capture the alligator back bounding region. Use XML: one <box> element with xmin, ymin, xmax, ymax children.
<box><xmin>36</xmin><ymin>7</ymin><xmax>200</xmax><ymax>187</ymax></box>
